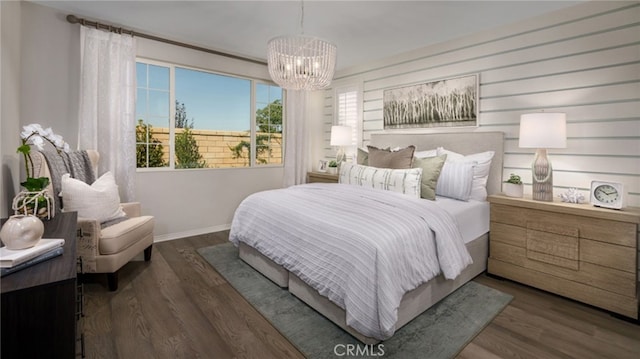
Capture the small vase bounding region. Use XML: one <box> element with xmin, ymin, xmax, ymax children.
<box><xmin>504</xmin><ymin>183</ymin><xmax>524</xmax><ymax>198</ymax></box>
<box><xmin>12</xmin><ymin>190</ymin><xmax>54</xmax><ymax>220</ymax></box>
<box><xmin>0</xmin><ymin>215</ymin><xmax>44</xmax><ymax>250</ymax></box>
<box><xmin>327</xmin><ymin>167</ymin><xmax>337</xmax><ymax>175</ymax></box>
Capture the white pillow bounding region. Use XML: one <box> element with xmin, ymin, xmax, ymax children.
<box><xmin>414</xmin><ymin>149</ymin><xmax>438</xmax><ymax>159</ymax></box>
<box><xmin>60</xmin><ymin>172</ymin><xmax>126</xmax><ymax>223</ymax></box>
<box><xmin>339</xmin><ymin>163</ymin><xmax>423</xmax><ymax>198</ymax></box>
<box><xmin>437</xmin><ymin>148</ymin><xmax>495</xmax><ymax>201</ymax></box>
<box><xmin>435</xmin><ymin>161</ymin><xmax>476</xmax><ymax>201</ymax></box>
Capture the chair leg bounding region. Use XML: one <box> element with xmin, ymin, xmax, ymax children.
<box><xmin>107</xmin><ymin>272</ymin><xmax>118</xmax><ymax>291</ymax></box>
<box><xmin>144</xmin><ymin>245</ymin><xmax>153</xmax><ymax>261</ymax></box>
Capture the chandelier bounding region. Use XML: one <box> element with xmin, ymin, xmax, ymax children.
<box><xmin>267</xmin><ymin>1</ymin><xmax>337</xmax><ymax>91</ymax></box>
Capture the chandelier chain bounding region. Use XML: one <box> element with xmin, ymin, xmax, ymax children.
<box><xmin>300</xmin><ymin>0</ymin><xmax>305</xmax><ymax>35</ymax></box>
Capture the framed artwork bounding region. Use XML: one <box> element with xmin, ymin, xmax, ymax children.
<box><xmin>317</xmin><ymin>160</ymin><xmax>328</xmax><ymax>172</ymax></box>
<box><xmin>383</xmin><ymin>74</ymin><xmax>478</xmax><ymax>129</ymax></box>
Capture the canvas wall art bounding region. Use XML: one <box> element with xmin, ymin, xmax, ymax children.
<box><xmin>383</xmin><ymin>74</ymin><xmax>478</xmax><ymax>129</ymax></box>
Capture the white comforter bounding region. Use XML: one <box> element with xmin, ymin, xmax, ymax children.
<box><xmin>229</xmin><ymin>183</ymin><xmax>472</xmax><ymax>340</ymax></box>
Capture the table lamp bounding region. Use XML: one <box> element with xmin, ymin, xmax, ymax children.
<box><xmin>330</xmin><ymin>125</ymin><xmax>352</xmax><ymax>164</ymax></box>
<box><xmin>519</xmin><ymin>112</ymin><xmax>567</xmax><ymax>201</ymax></box>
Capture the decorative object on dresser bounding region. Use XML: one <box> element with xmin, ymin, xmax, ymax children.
<box><xmin>518</xmin><ymin>112</ymin><xmax>567</xmax><ymax>202</ymax></box>
<box><xmin>317</xmin><ymin>160</ymin><xmax>327</xmax><ymax>172</ymax></box>
<box><xmin>559</xmin><ymin>188</ymin><xmax>585</xmax><ymax>204</ymax></box>
<box><xmin>1</xmin><ymin>212</ymin><xmax>84</xmax><ymax>358</ymax></box>
<box><xmin>14</xmin><ymin>123</ymin><xmax>70</xmax><ymax>219</ymax></box>
<box><xmin>326</xmin><ymin>160</ymin><xmax>338</xmax><ymax>174</ymax></box>
<box><xmin>0</xmin><ymin>214</ymin><xmax>44</xmax><ymax>250</ymax></box>
<box><xmin>330</xmin><ymin>125</ymin><xmax>352</xmax><ymax>164</ymax></box>
<box><xmin>503</xmin><ymin>173</ymin><xmax>523</xmax><ymax>198</ymax></box>
<box><xmin>590</xmin><ymin>180</ymin><xmax>624</xmax><ymax>209</ymax></box>
<box><xmin>0</xmin><ymin>237</ymin><xmax>64</xmax><ymax>268</ymax></box>
<box><xmin>307</xmin><ymin>171</ymin><xmax>338</xmax><ymax>183</ymax></box>
<box><xmin>487</xmin><ymin>194</ymin><xmax>639</xmax><ymax>319</ymax></box>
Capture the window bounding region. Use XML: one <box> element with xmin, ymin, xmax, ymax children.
<box><xmin>135</xmin><ymin>59</ymin><xmax>283</xmax><ymax>169</ymax></box>
<box><xmin>335</xmin><ymin>86</ymin><xmax>360</xmax><ymax>159</ymax></box>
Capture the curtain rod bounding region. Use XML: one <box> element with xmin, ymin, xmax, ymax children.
<box><xmin>66</xmin><ymin>14</ymin><xmax>268</xmax><ymax>66</ymax></box>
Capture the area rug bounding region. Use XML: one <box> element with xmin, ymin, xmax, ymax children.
<box><xmin>198</xmin><ymin>243</ymin><xmax>512</xmax><ymax>359</ymax></box>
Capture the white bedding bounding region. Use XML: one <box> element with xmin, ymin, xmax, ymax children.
<box><xmin>433</xmin><ymin>197</ymin><xmax>490</xmax><ymax>244</ymax></box>
<box><xmin>229</xmin><ymin>183</ymin><xmax>472</xmax><ymax>340</ymax></box>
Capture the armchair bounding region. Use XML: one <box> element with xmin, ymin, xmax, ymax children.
<box><xmin>33</xmin><ymin>150</ymin><xmax>154</xmax><ymax>291</ymax></box>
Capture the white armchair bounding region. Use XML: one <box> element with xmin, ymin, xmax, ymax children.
<box><xmin>33</xmin><ymin>150</ymin><xmax>154</xmax><ymax>291</ymax></box>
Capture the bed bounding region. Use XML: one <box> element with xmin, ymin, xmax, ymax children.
<box><xmin>229</xmin><ymin>131</ymin><xmax>504</xmax><ymax>344</ymax></box>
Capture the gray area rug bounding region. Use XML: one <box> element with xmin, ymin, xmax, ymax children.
<box><xmin>198</xmin><ymin>243</ymin><xmax>512</xmax><ymax>358</ymax></box>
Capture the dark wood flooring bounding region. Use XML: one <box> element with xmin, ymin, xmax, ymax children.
<box><xmin>82</xmin><ymin>232</ymin><xmax>640</xmax><ymax>358</ymax></box>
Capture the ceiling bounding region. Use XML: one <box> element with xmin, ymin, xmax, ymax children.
<box><xmin>33</xmin><ymin>1</ymin><xmax>583</xmax><ymax>71</ymax></box>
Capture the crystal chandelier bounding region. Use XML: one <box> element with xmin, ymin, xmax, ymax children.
<box><xmin>267</xmin><ymin>1</ymin><xmax>337</xmax><ymax>91</ymax></box>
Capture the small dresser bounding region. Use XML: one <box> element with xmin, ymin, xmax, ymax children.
<box><xmin>487</xmin><ymin>194</ymin><xmax>639</xmax><ymax>319</ymax></box>
<box><xmin>1</xmin><ymin>212</ymin><xmax>84</xmax><ymax>358</ymax></box>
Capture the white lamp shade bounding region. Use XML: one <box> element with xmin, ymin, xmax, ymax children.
<box><xmin>519</xmin><ymin>112</ymin><xmax>567</xmax><ymax>149</ymax></box>
<box><xmin>330</xmin><ymin>125</ymin><xmax>352</xmax><ymax>146</ymax></box>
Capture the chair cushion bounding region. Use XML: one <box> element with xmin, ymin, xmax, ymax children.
<box><xmin>99</xmin><ymin>215</ymin><xmax>154</xmax><ymax>255</ymax></box>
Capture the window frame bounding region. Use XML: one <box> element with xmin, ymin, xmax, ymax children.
<box><xmin>135</xmin><ymin>57</ymin><xmax>284</xmax><ymax>171</ymax></box>
<box><xmin>334</xmin><ymin>84</ymin><xmax>362</xmax><ymax>160</ymax></box>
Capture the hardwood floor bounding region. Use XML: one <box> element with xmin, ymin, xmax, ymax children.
<box><xmin>83</xmin><ymin>232</ymin><xmax>640</xmax><ymax>358</ymax></box>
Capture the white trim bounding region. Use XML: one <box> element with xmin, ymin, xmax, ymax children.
<box><xmin>153</xmin><ymin>223</ymin><xmax>231</xmax><ymax>242</ymax></box>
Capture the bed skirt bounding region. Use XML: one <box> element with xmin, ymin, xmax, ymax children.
<box><xmin>238</xmin><ymin>234</ymin><xmax>488</xmax><ymax>344</ymax></box>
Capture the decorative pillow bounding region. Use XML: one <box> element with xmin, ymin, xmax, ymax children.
<box><xmin>60</xmin><ymin>171</ymin><xmax>126</xmax><ymax>223</ymax></box>
<box><xmin>339</xmin><ymin>163</ymin><xmax>422</xmax><ymax>198</ymax></box>
<box><xmin>412</xmin><ymin>154</ymin><xmax>447</xmax><ymax>200</ymax></box>
<box><xmin>366</xmin><ymin>145</ymin><xmax>415</xmax><ymax>169</ymax></box>
<box><xmin>437</xmin><ymin>148</ymin><xmax>495</xmax><ymax>201</ymax></box>
<box><xmin>357</xmin><ymin>147</ymin><xmax>369</xmax><ymax>165</ymax></box>
<box><xmin>414</xmin><ymin>149</ymin><xmax>438</xmax><ymax>159</ymax></box>
<box><xmin>435</xmin><ymin>161</ymin><xmax>476</xmax><ymax>201</ymax></box>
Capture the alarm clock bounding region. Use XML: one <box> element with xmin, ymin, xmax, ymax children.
<box><xmin>590</xmin><ymin>180</ymin><xmax>624</xmax><ymax>209</ymax></box>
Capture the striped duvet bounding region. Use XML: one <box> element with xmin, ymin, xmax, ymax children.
<box><xmin>229</xmin><ymin>183</ymin><xmax>472</xmax><ymax>340</ymax></box>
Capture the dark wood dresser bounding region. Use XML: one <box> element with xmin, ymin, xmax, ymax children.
<box><xmin>1</xmin><ymin>212</ymin><xmax>83</xmax><ymax>358</ymax></box>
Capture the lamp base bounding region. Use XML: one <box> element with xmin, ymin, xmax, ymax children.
<box><xmin>336</xmin><ymin>147</ymin><xmax>346</xmax><ymax>164</ymax></box>
<box><xmin>531</xmin><ymin>149</ymin><xmax>554</xmax><ymax>202</ymax></box>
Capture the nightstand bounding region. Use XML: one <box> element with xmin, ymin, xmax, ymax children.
<box><xmin>307</xmin><ymin>171</ymin><xmax>338</xmax><ymax>183</ymax></box>
<box><xmin>487</xmin><ymin>194</ymin><xmax>640</xmax><ymax>319</ymax></box>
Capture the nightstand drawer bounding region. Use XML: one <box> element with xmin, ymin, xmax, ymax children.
<box><xmin>491</xmin><ymin>204</ymin><xmax>636</xmax><ymax>247</ymax></box>
<box><xmin>307</xmin><ymin>171</ymin><xmax>338</xmax><ymax>183</ymax></box>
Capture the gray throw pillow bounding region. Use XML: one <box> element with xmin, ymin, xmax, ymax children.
<box><xmin>412</xmin><ymin>154</ymin><xmax>447</xmax><ymax>200</ymax></box>
<box><xmin>367</xmin><ymin>145</ymin><xmax>415</xmax><ymax>169</ymax></box>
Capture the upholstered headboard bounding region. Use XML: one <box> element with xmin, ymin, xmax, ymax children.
<box><xmin>370</xmin><ymin>131</ymin><xmax>504</xmax><ymax>196</ymax></box>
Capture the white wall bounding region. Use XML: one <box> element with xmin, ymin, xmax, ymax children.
<box><xmin>320</xmin><ymin>1</ymin><xmax>640</xmax><ymax>208</ymax></box>
<box><xmin>0</xmin><ymin>0</ymin><xmax>22</xmax><ymax>218</ymax></box>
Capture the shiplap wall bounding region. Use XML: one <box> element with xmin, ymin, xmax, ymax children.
<box><xmin>321</xmin><ymin>1</ymin><xmax>639</xmax><ymax>207</ymax></box>
<box><xmin>318</xmin><ymin>1</ymin><xmax>640</xmax><ymax>279</ymax></box>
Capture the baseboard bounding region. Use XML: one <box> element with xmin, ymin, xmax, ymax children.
<box><xmin>153</xmin><ymin>224</ymin><xmax>231</xmax><ymax>243</ymax></box>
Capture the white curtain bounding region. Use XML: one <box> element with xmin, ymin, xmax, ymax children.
<box><xmin>78</xmin><ymin>27</ymin><xmax>137</xmax><ymax>201</ymax></box>
<box><xmin>283</xmin><ymin>90</ymin><xmax>309</xmax><ymax>187</ymax></box>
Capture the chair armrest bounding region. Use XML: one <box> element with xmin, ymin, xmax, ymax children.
<box><xmin>121</xmin><ymin>202</ymin><xmax>141</xmax><ymax>218</ymax></box>
<box><xmin>76</xmin><ymin>217</ymin><xmax>100</xmax><ymax>273</ymax></box>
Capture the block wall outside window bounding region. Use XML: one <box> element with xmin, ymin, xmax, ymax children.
<box><xmin>135</xmin><ymin>60</ymin><xmax>283</xmax><ymax>169</ymax></box>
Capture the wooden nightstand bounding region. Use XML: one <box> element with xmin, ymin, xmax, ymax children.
<box><xmin>487</xmin><ymin>194</ymin><xmax>640</xmax><ymax>319</ymax></box>
<box><xmin>307</xmin><ymin>171</ymin><xmax>338</xmax><ymax>183</ymax></box>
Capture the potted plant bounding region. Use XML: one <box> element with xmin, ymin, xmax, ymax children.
<box><xmin>13</xmin><ymin>124</ymin><xmax>69</xmax><ymax>219</ymax></box>
<box><xmin>327</xmin><ymin>160</ymin><xmax>338</xmax><ymax>174</ymax></box>
<box><xmin>503</xmin><ymin>173</ymin><xmax>524</xmax><ymax>198</ymax></box>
